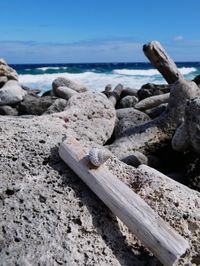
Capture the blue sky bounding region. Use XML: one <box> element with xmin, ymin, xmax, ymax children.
<box><xmin>0</xmin><ymin>0</ymin><xmax>200</xmax><ymax>63</ymax></box>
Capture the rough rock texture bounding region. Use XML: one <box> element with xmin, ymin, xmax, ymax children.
<box><xmin>115</xmin><ymin>108</ymin><xmax>151</xmax><ymax>138</ymax></box>
<box><xmin>0</xmin><ymin>105</ymin><xmax>18</xmax><ymax>116</ymax></box>
<box><xmin>58</xmin><ymin>92</ymin><xmax>116</xmax><ymax>145</ymax></box>
<box><xmin>0</xmin><ymin>80</ymin><xmax>26</xmax><ymax>106</ymax></box>
<box><xmin>18</xmin><ymin>95</ymin><xmax>57</xmax><ymax>115</ymax></box>
<box><xmin>45</xmin><ymin>98</ymin><xmax>68</xmax><ymax>114</ymax></box>
<box><xmin>172</xmin><ymin>97</ymin><xmax>200</xmax><ymax>154</ymax></box>
<box><xmin>137</xmin><ymin>83</ymin><xmax>170</xmax><ymax>100</ymax></box>
<box><xmin>119</xmin><ymin>96</ymin><xmax>138</xmax><ymax>108</ymax></box>
<box><xmin>0</xmin><ymin>59</ymin><xmax>18</xmax><ymax>82</ymax></box>
<box><xmin>108</xmin><ymin>79</ymin><xmax>200</xmax><ymax>160</ymax></box>
<box><xmin>52</xmin><ymin>77</ymin><xmax>88</xmax><ymax>93</ymax></box>
<box><xmin>0</xmin><ymin>115</ymin><xmax>160</xmax><ymax>266</ymax></box>
<box><xmin>145</xmin><ymin>104</ymin><xmax>167</xmax><ymax>119</ymax></box>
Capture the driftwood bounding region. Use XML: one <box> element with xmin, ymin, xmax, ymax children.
<box><xmin>59</xmin><ymin>136</ymin><xmax>190</xmax><ymax>266</ymax></box>
<box><xmin>135</xmin><ymin>93</ymin><xmax>170</xmax><ymax>111</ymax></box>
<box><xmin>143</xmin><ymin>41</ymin><xmax>183</xmax><ymax>84</ymax></box>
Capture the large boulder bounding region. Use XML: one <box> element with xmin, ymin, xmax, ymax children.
<box><xmin>58</xmin><ymin>92</ymin><xmax>116</xmax><ymax>145</ymax></box>
<box><xmin>0</xmin><ymin>115</ymin><xmax>199</xmax><ymax>265</ymax></box>
<box><xmin>0</xmin><ymin>58</ymin><xmax>18</xmax><ymax>85</ymax></box>
<box><xmin>0</xmin><ymin>80</ymin><xmax>26</xmax><ymax>106</ymax></box>
<box><xmin>52</xmin><ymin>77</ymin><xmax>88</xmax><ymax>93</ymax></box>
<box><xmin>18</xmin><ymin>95</ymin><xmax>57</xmax><ymax>115</ymax></box>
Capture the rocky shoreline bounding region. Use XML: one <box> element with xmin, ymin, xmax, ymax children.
<box><xmin>0</xmin><ymin>41</ymin><xmax>200</xmax><ymax>265</ymax></box>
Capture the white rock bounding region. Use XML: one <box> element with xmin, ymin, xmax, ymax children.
<box><xmin>0</xmin><ymin>80</ymin><xmax>26</xmax><ymax>105</ymax></box>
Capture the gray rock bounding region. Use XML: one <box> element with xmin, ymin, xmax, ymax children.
<box><xmin>121</xmin><ymin>87</ymin><xmax>138</xmax><ymax>98</ymax></box>
<box><xmin>115</xmin><ymin>108</ymin><xmax>151</xmax><ymax>138</ymax></box>
<box><xmin>102</xmin><ymin>84</ymin><xmax>112</xmax><ymax>98</ymax></box>
<box><xmin>145</xmin><ymin>103</ymin><xmax>167</xmax><ymax>119</ymax></box>
<box><xmin>18</xmin><ymin>95</ymin><xmax>57</xmax><ymax>115</ymax></box>
<box><xmin>135</xmin><ymin>93</ymin><xmax>170</xmax><ymax>111</ymax></box>
<box><xmin>45</xmin><ymin>98</ymin><xmax>68</xmax><ymax>114</ymax></box>
<box><xmin>52</xmin><ymin>77</ymin><xmax>88</xmax><ymax>93</ymax></box>
<box><xmin>0</xmin><ymin>59</ymin><xmax>18</xmax><ymax>81</ymax></box>
<box><xmin>59</xmin><ymin>92</ymin><xmax>116</xmax><ymax>145</ymax></box>
<box><xmin>193</xmin><ymin>74</ymin><xmax>200</xmax><ymax>85</ymax></box>
<box><xmin>0</xmin><ymin>76</ymin><xmax>8</xmax><ymax>88</ymax></box>
<box><xmin>172</xmin><ymin>97</ymin><xmax>200</xmax><ymax>154</ymax></box>
<box><xmin>0</xmin><ymin>105</ymin><xmax>18</xmax><ymax>116</ymax></box>
<box><xmin>53</xmin><ymin>86</ymin><xmax>78</xmax><ymax>100</ymax></box>
<box><xmin>137</xmin><ymin>83</ymin><xmax>170</xmax><ymax>100</ymax></box>
<box><xmin>0</xmin><ymin>114</ymin><xmax>199</xmax><ymax>265</ymax></box>
<box><xmin>0</xmin><ymin>80</ymin><xmax>27</xmax><ymax>106</ymax></box>
<box><xmin>119</xmin><ymin>95</ymin><xmax>138</xmax><ymax>108</ymax></box>
<box><xmin>21</xmin><ymin>85</ymin><xmax>41</xmax><ymax>95</ymax></box>
<box><xmin>0</xmin><ymin>115</ymin><xmax>159</xmax><ymax>266</ymax></box>
<box><xmin>42</xmin><ymin>90</ymin><xmax>52</xmax><ymax>97</ymax></box>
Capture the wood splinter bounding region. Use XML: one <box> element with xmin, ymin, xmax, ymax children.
<box><xmin>59</xmin><ymin>136</ymin><xmax>189</xmax><ymax>266</ymax></box>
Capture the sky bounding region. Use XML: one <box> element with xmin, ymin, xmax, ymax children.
<box><xmin>0</xmin><ymin>0</ymin><xmax>200</xmax><ymax>63</ymax></box>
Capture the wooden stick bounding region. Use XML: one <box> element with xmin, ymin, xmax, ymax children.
<box><xmin>59</xmin><ymin>136</ymin><xmax>189</xmax><ymax>266</ymax></box>
<box><xmin>143</xmin><ymin>41</ymin><xmax>183</xmax><ymax>84</ymax></box>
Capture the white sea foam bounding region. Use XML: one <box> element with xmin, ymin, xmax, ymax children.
<box><xmin>25</xmin><ymin>66</ymin><xmax>68</xmax><ymax>71</ymax></box>
<box><xmin>19</xmin><ymin>71</ymin><xmax>164</xmax><ymax>92</ymax></box>
<box><xmin>113</xmin><ymin>67</ymin><xmax>197</xmax><ymax>76</ymax></box>
<box><xmin>19</xmin><ymin>66</ymin><xmax>198</xmax><ymax>93</ymax></box>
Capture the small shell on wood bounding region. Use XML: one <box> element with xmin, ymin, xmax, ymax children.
<box><xmin>88</xmin><ymin>148</ymin><xmax>112</xmax><ymax>167</ymax></box>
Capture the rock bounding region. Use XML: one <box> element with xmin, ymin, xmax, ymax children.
<box><xmin>0</xmin><ymin>80</ymin><xmax>27</xmax><ymax>106</ymax></box>
<box><xmin>18</xmin><ymin>95</ymin><xmax>57</xmax><ymax>115</ymax></box>
<box><xmin>108</xmin><ymin>79</ymin><xmax>200</xmax><ymax>160</ymax></box>
<box><xmin>21</xmin><ymin>85</ymin><xmax>41</xmax><ymax>95</ymax></box>
<box><xmin>109</xmin><ymin>84</ymin><xmax>123</xmax><ymax>107</ymax></box>
<box><xmin>119</xmin><ymin>95</ymin><xmax>138</xmax><ymax>108</ymax></box>
<box><xmin>0</xmin><ymin>58</ymin><xmax>18</xmax><ymax>81</ymax></box>
<box><xmin>172</xmin><ymin>97</ymin><xmax>200</xmax><ymax>154</ymax></box>
<box><xmin>42</xmin><ymin>90</ymin><xmax>52</xmax><ymax>97</ymax></box>
<box><xmin>53</xmin><ymin>86</ymin><xmax>78</xmax><ymax>100</ymax></box>
<box><xmin>0</xmin><ymin>76</ymin><xmax>8</xmax><ymax>88</ymax></box>
<box><xmin>52</xmin><ymin>77</ymin><xmax>88</xmax><ymax>93</ymax></box>
<box><xmin>145</xmin><ymin>103</ymin><xmax>167</xmax><ymax>119</ymax></box>
<box><xmin>135</xmin><ymin>93</ymin><xmax>170</xmax><ymax>111</ymax></box>
<box><xmin>45</xmin><ymin>98</ymin><xmax>68</xmax><ymax>114</ymax></box>
<box><xmin>121</xmin><ymin>87</ymin><xmax>138</xmax><ymax>98</ymax></box>
<box><xmin>0</xmin><ymin>115</ymin><xmax>160</xmax><ymax>266</ymax></box>
<box><xmin>114</xmin><ymin>108</ymin><xmax>151</xmax><ymax>138</ymax></box>
<box><xmin>137</xmin><ymin>83</ymin><xmax>170</xmax><ymax>100</ymax></box>
<box><xmin>58</xmin><ymin>92</ymin><xmax>116</xmax><ymax>145</ymax></box>
<box><xmin>0</xmin><ymin>105</ymin><xmax>18</xmax><ymax>116</ymax></box>
<box><xmin>102</xmin><ymin>84</ymin><xmax>112</xmax><ymax>98</ymax></box>
<box><xmin>193</xmin><ymin>74</ymin><xmax>200</xmax><ymax>85</ymax></box>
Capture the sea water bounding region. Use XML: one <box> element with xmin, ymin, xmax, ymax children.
<box><xmin>11</xmin><ymin>62</ymin><xmax>200</xmax><ymax>93</ymax></box>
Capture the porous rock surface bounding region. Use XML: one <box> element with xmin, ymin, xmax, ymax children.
<box><xmin>58</xmin><ymin>92</ymin><xmax>116</xmax><ymax>145</ymax></box>
<box><xmin>0</xmin><ymin>115</ymin><xmax>158</xmax><ymax>266</ymax></box>
<box><xmin>0</xmin><ymin>59</ymin><xmax>18</xmax><ymax>82</ymax></box>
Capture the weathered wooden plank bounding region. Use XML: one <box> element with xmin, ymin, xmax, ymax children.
<box><xmin>143</xmin><ymin>41</ymin><xmax>183</xmax><ymax>83</ymax></box>
<box><xmin>59</xmin><ymin>136</ymin><xmax>189</xmax><ymax>266</ymax></box>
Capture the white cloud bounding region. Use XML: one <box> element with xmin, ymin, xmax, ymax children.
<box><xmin>174</xmin><ymin>35</ymin><xmax>184</xmax><ymax>41</ymax></box>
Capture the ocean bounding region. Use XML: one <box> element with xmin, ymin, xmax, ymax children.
<box><xmin>11</xmin><ymin>62</ymin><xmax>200</xmax><ymax>93</ymax></box>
